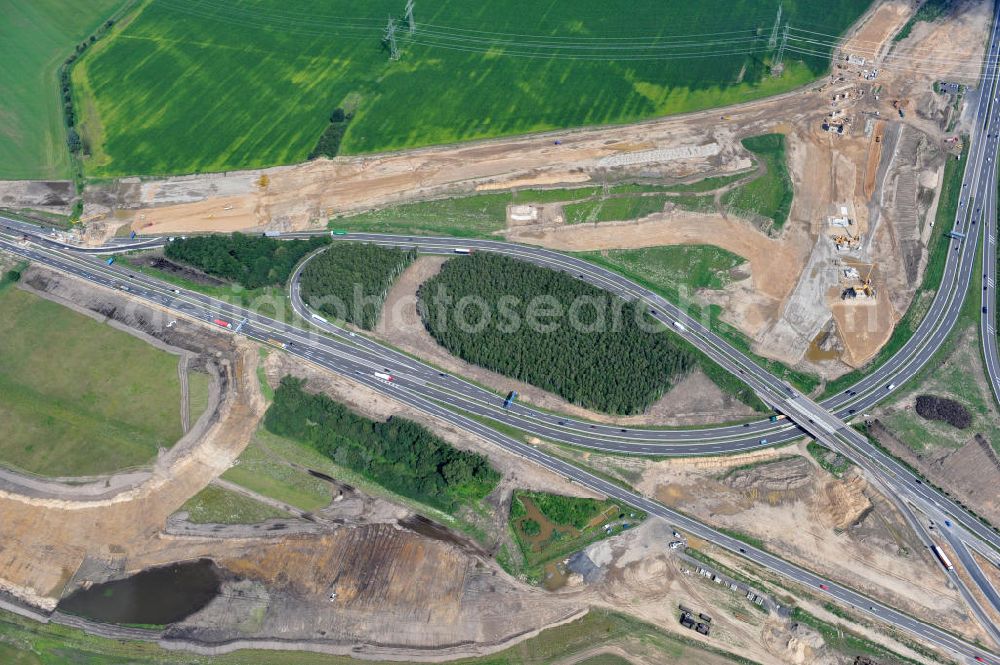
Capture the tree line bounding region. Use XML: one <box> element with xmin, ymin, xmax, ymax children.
<box><xmin>299</xmin><ymin>243</ymin><xmax>416</xmax><ymax>329</ymax></box>
<box><xmin>308</xmin><ymin>107</ymin><xmax>353</xmax><ymax>160</ymax></box>
<box><xmin>418</xmin><ymin>253</ymin><xmax>695</xmax><ymax>415</ymax></box>
<box><xmin>60</xmin><ymin>18</ymin><xmax>116</xmax><ymax>155</ymax></box>
<box><xmin>265</xmin><ymin>376</ymin><xmax>499</xmax><ymax>513</ymax></box>
<box><xmin>164</xmin><ymin>233</ymin><xmax>330</xmax><ymax>289</ymax></box>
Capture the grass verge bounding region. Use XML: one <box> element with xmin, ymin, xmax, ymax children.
<box><xmin>180</xmin><ymin>484</ymin><xmax>289</xmax><ymax>524</ymax></box>
<box><xmin>221</xmin><ymin>428</ymin><xmax>335</xmax><ymax>513</ymax></box>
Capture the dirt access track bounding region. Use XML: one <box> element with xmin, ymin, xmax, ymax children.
<box><xmin>548</xmin><ymin>439</ymin><xmax>995</xmax><ymax>651</ymax></box>
<box><xmin>0</xmin><ymin>265</ymin><xmax>256</xmax><ymax>610</ymax></box>
<box><xmin>0</xmin><ymin>262</ymin><xmax>592</xmax><ymax>660</ymax></box>
<box><xmin>0</xmin><ymin>263</ymin><xmax>961</xmax><ymax>664</ymax></box>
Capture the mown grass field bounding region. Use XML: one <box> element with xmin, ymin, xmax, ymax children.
<box><xmin>180</xmin><ymin>484</ymin><xmax>288</xmax><ymax>524</ymax></box>
<box><xmin>879</xmin><ymin>247</ymin><xmax>1000</xmax><ymax>454</ymax></box>
<box><xmin>75</xmin><ymin>0</ymin><xmax>870</xmax><ymax>176</ymax></box>
<box><xmin>0</xmin><ymin>285</ymin><xmax>184</xmax><ymax>476</ymax></box>
<box><xmin>0</xmin><ymin>0</ymin><xmax>125</xmax><ymax>179</ymax></box>
<box><xmin>0</xmin><ymin>606</ymin><xmax>754</xmax><ymax>664</ymax></box>
<box><xmin>221</xmin><ymin>428</ymin><xmax>334</xmax><ymax>512</ymax></box>
<box><xmin>579</xmin><ymin>245</ymin><xmax>747</xmax><ymax>297</ymax></box>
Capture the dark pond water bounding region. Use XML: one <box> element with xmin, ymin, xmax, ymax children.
<box><xmin>57</xmin><ymin>558</ymin><xmax>221</xmax><ymax>626</ymax></box>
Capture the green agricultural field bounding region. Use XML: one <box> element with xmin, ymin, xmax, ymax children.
<box><xmin>0</xmin><ymin>285</ymin><xmax>185</xmax><ymax>476</ymax></box>
<box><xmin>0</xmin><ymin>0</ymin><xmax>125</xmax><ymax>178</ymax></box>
<box><xmin>74</xmin><ymin>0</ymin><xmax>871</xmax><ymax>177</ymax></box>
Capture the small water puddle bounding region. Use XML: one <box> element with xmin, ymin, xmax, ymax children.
<box><xmin>806</xmin><ymin>330</ymin><xmax>840</xmax><ymax>362</ymax></box>
<box><xmin>57</xmin><ymin>558</ymin><xmax>221</xmax><ymax>626</ymax></box>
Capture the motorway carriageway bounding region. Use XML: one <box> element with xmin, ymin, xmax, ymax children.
<box><xmin>0</xmin><ymin>233</ymin><xmax>996</xmax><ymax>664</ymax></box>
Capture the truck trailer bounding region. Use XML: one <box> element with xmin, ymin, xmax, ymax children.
<box><xmin>374</xmin><ymin>372</ymin><xmax>394</xmax><ymax>383</ymax></box>
<box><xmin>931</xmin><ymin>544</ymin><xmax>955</xmax><ymax>571</ymax></box>
<box><xmin>213</xmin><ymin>318</ymin><xmax>233</xmax><ymax>329</ymax></box>
<box><xmin>502</xmin><ymin>390</ymin><xmax>518</xmax><ymax>408</ymax></box>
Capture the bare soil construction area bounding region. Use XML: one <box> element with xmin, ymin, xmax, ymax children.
<box><xmin>542</xmin><ymin>438</ymin><xmax>993</xmax><ymax>648</ymax></box>
<box><xmin>0</xmin><ymin>261</ymin><xmax>967</xmax><ymax>664</ymax></box>
<box><xmin>0</xmin><ymin>262</ymin><xmax>593</xmax><ymax>659</ymax></box>
<box><xmin>530</xmin><ymin>505</ymin><xmax>947</xmax><ymax>665</ymax></box>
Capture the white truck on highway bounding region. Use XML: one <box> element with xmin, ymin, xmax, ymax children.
<box><xmin>311</xmin><ymin>313</ymin><xmax>328</xmax><ymax>324</ymax></box>
<box><xmin>931</xmin><ymin>544</ymin><xmax>955</xmax><ymax>571</ymax></box>
<box><xmin>374</xmin><ymin>372</ymin><xmax>394</xmax><ymax>383</ymax></box>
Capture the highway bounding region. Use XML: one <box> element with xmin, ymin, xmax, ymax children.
<box><xmin>4</xmin><ymin>110</ymin><xmax>1000</xmax><ymax>660</ymax></box>
<box><xmin>0</xmin><ymin>234</ymin><xmax>996</xmax><ymax>663</ymax></box>
<box><xmin>1</xmin><ymin>3</ymin><xmax>1000</xmax><ymax>658</ymax></box>
<box><xmin>982</xmin><ymin>69</ymin><xmax>1000</xmax><ymax>411</ymax></box>
<box><xmin>4</xmin><ymin>72</ymin><xmax>1000</xmax><ymax>657</ymax></box>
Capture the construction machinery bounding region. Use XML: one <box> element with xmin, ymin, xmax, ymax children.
<box><xmin>843</xmin><ymin>263</ymin><xmax>876</xmax><ymax>300</ymax></box>
<box><xmin>832</xmin><ymin>232</ymin><xmax>860</xmax><ymax>251</ymax></box>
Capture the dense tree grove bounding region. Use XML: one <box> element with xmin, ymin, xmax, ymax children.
<box><xmin>418</xmin><ymin>253</ymin><xmax>694</xmax><ymax>414</ymax></box>
<box><xmin>164</xmin><ymin>233</ymin><xmax>329</xmax><ymax>289</ymax></box>
<box><xmin>265</xmin><ymin>377</ymin><xmax>499</xmax><ymax>512</ymax></box>
<box><xmin>915</xmin><ymin>394</ymin><xmax>971</xmax><ymax>429</ymax></box>
<box><xmin>300</xmin><ymin>243</ymin><xmax>416</xmax><ymax>329</ymax></box>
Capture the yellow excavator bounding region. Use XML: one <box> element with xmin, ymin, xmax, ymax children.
<box><xmin>858</xmin><ymin>263</ymin><xmax>876</xmax><ymax>298</ymax></box>
<box><xmin>841</xmin><ymin>263</ymin><xmax>876</xmax><ymax>300</ymax></box>
<box><xmin>832</xmin><ymin>232</ymin><xmax>860</xmax><ymax>250</ymax></box>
